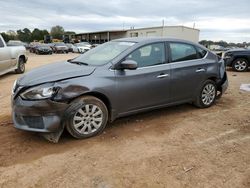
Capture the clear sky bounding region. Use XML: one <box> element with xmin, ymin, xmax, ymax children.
<box><xmin>0</xmin><ymin>0</ymin><xmax>249</xmax><ymax>43</ymax></box>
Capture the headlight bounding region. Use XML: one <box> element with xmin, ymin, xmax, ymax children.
<box><xmin>20</xmin><ymin>84</ymin><xmax>57</xmax><ymax>100</ymax></box>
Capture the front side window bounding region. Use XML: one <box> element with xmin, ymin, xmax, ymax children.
<box><xmin>170</xmin><ymin>43</ymin><xmax>197</xmax><ymax>62</ymax></box>
<box><xmin>126</xmin><ymin>43</ymin><xmax>165</xmax><ymax>68</ymax></box>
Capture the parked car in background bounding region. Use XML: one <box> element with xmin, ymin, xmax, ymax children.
<box><xmin>35</xmin><ymin>44</ymin><xmax>53</xmax><ymax>55</ymax></box>
<box><xmin>7</xmin><ymin>40</ymin><xmax>29</xmax><ymax>50</ymax></box>
<box><xmin>0</xmin><ymin>34</ymin><xmax>28</xmax><ymax>76</ymax></box>
<box><xmin>65</xmin><ymin>43</ymin><xmax>74</xmax><ymax>52</ymax></box>
<box><xmin>29</xmin><ymin>42</ymin><xmax>41</xmax><ymax>53</ymax></box>
<box><xmin>7</xmin><ymin>40</ymin><xmax>24</xmax><ymax>46</ymax></box>
<box><xmin>12</xmin><ymin>38</ymin><xmax>228</xmax><ymax>142</ymax></box>
<box><xmin>224</xmin><ymin>49</ymin><xmax>250</xmax><ymax>72</ymax></box>
<box><xmin>73</xmin><ymin>42</ymin><xmax>91</xmax><ymax>53</ymax></box>
<box><xmin>46</xmin><ymin>43</ymin><xmax>54</xmax><ymax>51</ymax></box>
<box><xmin>52</xmin><ymin>43</ymin><xmax>69</xmax><ymax>53</ymax></box>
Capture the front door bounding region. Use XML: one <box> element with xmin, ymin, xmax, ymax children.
<box><xmin>115</xmin><ymin>42</ymin><xmax>171</xmax><ymax>115</ymax></box>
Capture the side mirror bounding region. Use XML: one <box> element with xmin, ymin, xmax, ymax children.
<box><xmin>120</xmin><ymin>60</ymin><xmax>138</xmax><ymax>70</ymax></box>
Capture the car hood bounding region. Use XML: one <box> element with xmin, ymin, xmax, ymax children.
<box><xmin>18</xmin><ymin>61</ymin><xmax>96</xmax><ymax>86</ymax></box>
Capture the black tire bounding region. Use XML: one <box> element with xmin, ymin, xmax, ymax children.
<box><xmin>232</xmin><ymin>58</ymin><xmax>248</xmax><ymax>72</ymax></box>
<box><xmin>193</xmin><ymin>80</ymin><xmax>217</xmax><ymax>108</ymax></box>
<box><xmin>15</xmin><ymin>58</ymin><xmax>25</xmax><ymax>74</ymax></box>
<box><xmin>65</xmin><ymin>96</ymin><xmax>108</xmax><ymax>139</ymax></box>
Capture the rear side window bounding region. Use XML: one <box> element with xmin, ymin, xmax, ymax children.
<box><xmin>0</xmin><ymin>38</ymin><xmax>4</xmax><ymax>48</ymax></box>
<box><xmin>197</xmin><ymin>47</ymin><xmax>207</xmax><ymax>58</ymax></box>
<box><xmin>169</xmin><ymin>43</ymin><xmax>197</xmax><ymax>62</ymax></box>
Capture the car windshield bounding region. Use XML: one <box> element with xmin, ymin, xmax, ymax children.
<box><xmin>72</xmin><ymin>41</ymin><xmax>135</xmax><ymax>66</ymax></box>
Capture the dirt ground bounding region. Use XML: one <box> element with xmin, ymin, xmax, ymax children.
<box><xmin>0</xmin><ymin>53</ymin><xmax>249</xmax><ymax>188</ymax></box>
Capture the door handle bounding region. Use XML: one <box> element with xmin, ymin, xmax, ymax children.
<box><xmin>157</xmin><ymin>74</ymin><xmax>169</xmax><ymax>78</ymax></box>
<box><xmin>196</xmin><ymin>68</ymin><xmax>205</xmax><ymax>73</ymax></box>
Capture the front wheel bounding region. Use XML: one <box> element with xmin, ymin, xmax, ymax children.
<box><xmin>15</xmin><ymin>58</ymin><xmax>25</xmax><ymax>74</ymax></box>
<box><xmin>232</xmin><ymin>58</ymin><xmax>248</xmax><ymax>72</ymax></box>
<box><xmin>66</xmin><ymin>96</ymin><xmax>108</xmax><ymax>139</ymax></box>
<box><xmin>194</xmin><ymin>80</ymin><xmax>217</xmax><ymax>108</ymax></box>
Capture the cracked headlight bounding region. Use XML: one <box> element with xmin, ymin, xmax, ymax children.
<box><xmin>20</xmin><ymin>84</ymin><xmax>58</xmax><ymax>100</ymax></box>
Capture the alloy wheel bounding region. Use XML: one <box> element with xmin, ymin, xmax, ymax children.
<box><xmin>201</xmin><ymin>83</ymin><xmax>216</xmax><ymax>106</ymax></box>
<box><xmin>234</xmin><ymin>60</ymin><xmax>247</xmax><ymax>71</ymax></box>
<box><xmin>73</xmin><ymin>104</ymin><xmax>103</xmax><ymax>135</ymax></box>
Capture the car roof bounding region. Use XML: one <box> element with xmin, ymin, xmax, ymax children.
<box><xmin>113</xmin><ymin>37</ymin><xmax>194</xmax><ymax>44</ymax></box>
<box><xmin>113</xmin><ymin>37</ymin><xmax>206</xmax><ymax>50</ymax></box>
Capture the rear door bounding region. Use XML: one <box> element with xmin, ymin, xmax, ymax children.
<box><xmin>0</xmin><ymin>37</ymin><xmax>12</xmax><ymax>72</ymax></box>
<box><xmin>168</xmin><ymin>42</ymin><xmax>207</xmax><ymax>102</ymax></box>
<box><xmin>115</xmin><ymin>42</ymin><xmax>171</xmax><ymax>115</ymax></box>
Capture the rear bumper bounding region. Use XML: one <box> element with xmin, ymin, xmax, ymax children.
<box><xmin>218</xmin><ymin>72</ymin><xmax>228</xmax><ymax>94</ymax></box>
<box><xmin>12</xmin><ymin>96</ymin><xmax>69</xmax><ymax>133</ymax></box>
<box><xmin>221</xmin><ymin>76</ymin><xmax>228</xmax><ymax>94</ymax></box>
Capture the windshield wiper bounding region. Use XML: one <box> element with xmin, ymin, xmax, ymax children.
<box><xmin>67</xmin><ymin>59</ymin><xmax>88</xmax><ymax>66</ymax></box>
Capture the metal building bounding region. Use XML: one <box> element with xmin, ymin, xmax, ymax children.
<box><xmin>74</xmin><ymin>25</ymin><xmax>200</xmax><ymax>44</ymax></box>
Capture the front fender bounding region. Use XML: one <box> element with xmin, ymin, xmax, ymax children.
<box><xmin>53</xmin><ymin>84</ymin><xmax>90</xmax><ymax>102</ymax></box>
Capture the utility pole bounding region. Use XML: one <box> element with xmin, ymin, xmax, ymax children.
<box><xmin>162</xmin><ymin>19</ymin><xmax>165</xmax><ymax>37</ymax></box>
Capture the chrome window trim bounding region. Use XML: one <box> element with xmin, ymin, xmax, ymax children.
<box><xmin>109</xmin><ymin>45</ymin><xmax>209</xmax><ymax>71</ymax></box>
<box><xmin>168</xmin><ymin>51</ymin><xmax>208</xmax><ymax>65</ymax></box>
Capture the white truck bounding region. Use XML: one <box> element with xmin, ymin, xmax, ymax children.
<box><xmin>0</xmin><ymin>34</ymin><xmax>28</xmax><ymax>76</ymax></box>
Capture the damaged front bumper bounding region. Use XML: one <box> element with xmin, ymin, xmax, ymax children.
<box><xmin>12</xmin><ymin>96</ymin><xmax>69</xmax><ymax>133</ymax></box>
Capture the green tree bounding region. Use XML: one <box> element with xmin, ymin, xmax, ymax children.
<box><xmin>17</xmin><ymin>28</ymin><xmax>32</xmax><ymax>42</ymax></box>
<box><xmin>32</xmin><ymin>28</ymin><xmax>41</xmax><ymax>41</ymax></box>
<box><xmin>64</xmin><ymin>31</ymin><xmax>76</xmax><ymax>35</ymax></box>
<box><xmin>31</xmin><ymin>28</ymin><xmax>49</xmax><ymax>41</ymax></box>
<box><xmin>50</xmin><ymin>25</ymin><xmax>64</xmax><ymax>39</ymax></box>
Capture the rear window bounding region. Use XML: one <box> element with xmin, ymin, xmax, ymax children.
<box><xmin>170</xmin><ymin>43</ymin><xmax>198</xmax><ymax>62</ymax></box>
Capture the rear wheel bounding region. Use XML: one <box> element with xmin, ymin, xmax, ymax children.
<box><xmin>194</xmin><ymin>80</ymin><xmax>217</xmax><ymax>108</ymax></box>
<box><xmin>15</xmin><ymin>58</ymin><xmax>25</xmax><ymax>74</ymax></box>
<box><xmin>66</xmin><ymin>96</ymin><xmax>108</xmax><ymax>139</ymax></box>
<box><xmin>232</xmin><ymin>58</ymin><xmax>248</xmax><ymax>72</ymax></box>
